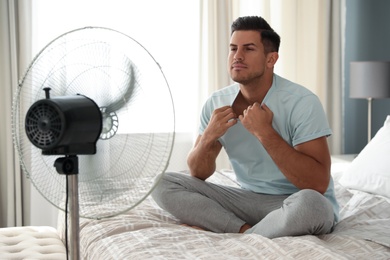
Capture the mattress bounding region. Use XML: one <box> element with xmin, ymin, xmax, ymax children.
<box><xmin>58</xmin><ymin>161</ymin><xmax>390</xmax><ymax>259</ymax></box>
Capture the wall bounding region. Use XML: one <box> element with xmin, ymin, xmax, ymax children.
<box><xmin>344</xmin><ymin>0</ymin><xmax>390</xmax><ymax>153</ymax></box>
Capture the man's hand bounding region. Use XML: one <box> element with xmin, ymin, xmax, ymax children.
<box><xmin>239</xmin><ymin>102</ymin><xmax>273</xmax><ymax>139</ymax></box>
<box><xmin>203</xmin><ymin>106</ymin><xmax>238</xmax><ymax>141</ymax></box>
<box><xmin>187</xmin><ymin>106</ymin><xmax>237</xmax><ymax>180</ymax></box>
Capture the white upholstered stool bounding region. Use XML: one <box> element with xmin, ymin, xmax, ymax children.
<box><xmin>0</xmin><ymin>226</ymin><xmax>66</xmax><ymax>259</ymax></box>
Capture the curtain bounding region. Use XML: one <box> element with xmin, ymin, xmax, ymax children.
<box><xmin>0</xmin><ymin>0</ymin><xmax>32</xmax><ymax>227</ymax></box>
<box><xmin>198</xmin><ymin>0</ymin><xmax>344</xmax><ymax>166</ymax></box>
<box><xmin>324</xmin><ymin>0</ymin><xmax>345</xmax><ymax>154</ymax></box>
<box><xmin>198</xmin><ymin>0</ymin><xmax>237</xmax><ymax>169</ymax></box>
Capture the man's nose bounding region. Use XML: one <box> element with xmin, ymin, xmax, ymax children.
<box><xmin>234</xmin><ymin>49</ymin><xmax>244</xmax><ymax>61</ymax></box>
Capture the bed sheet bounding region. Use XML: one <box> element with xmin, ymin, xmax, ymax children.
<box><xmin>59</xmin><ymin>163</ymin><xmax>390</xmax><ymax>259</ymax></box>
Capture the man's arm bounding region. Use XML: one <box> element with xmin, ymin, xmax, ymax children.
<box><xmin>240</xmin><ymin>103</ymin><xmax>331</xmax><ymax>194</ymax></box>
<box><xmin>260</xmin><ymin>132</ymin><xmax>331</xmax><ymax>194</ymax></box>
<box><xmin>187</xmin><ymin>106</ymin><xmax>237</xmax><ymax>180</ymax></box>
<box><xmin>187</xmin><ymin>135</ymin><xmax>223</xmax><ymax>180</ymax></box>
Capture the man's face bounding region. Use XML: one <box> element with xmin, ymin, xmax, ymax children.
<box><xmin>228</xmin><ymin>30</ymin><xmax>268</xmax><ymax>84</ymax></box>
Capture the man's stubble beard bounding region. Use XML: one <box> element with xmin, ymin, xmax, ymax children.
<box><xmin>230</xmin><ymin>70</ymin><xmax>264</xmax><ymax>86</ymax></box>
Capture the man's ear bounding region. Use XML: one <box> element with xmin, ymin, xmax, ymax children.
<box><xmin>266</xmin><ymin>52</ymin><xmax>279</xmax><ymax>68</ymax></box>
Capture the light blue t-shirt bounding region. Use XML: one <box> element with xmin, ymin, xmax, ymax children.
<box><xmin>199</xmin><ymin>74</ymin><xmax>339</xmax><ymax>221</ymax></box>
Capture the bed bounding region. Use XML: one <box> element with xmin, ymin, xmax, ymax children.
<box><xmin>58</xmin><ymin>116</ymin><xmax>390</xmax><ymax>259</ymax></box>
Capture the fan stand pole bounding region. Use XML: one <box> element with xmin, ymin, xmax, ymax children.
<box><xmin>55</xmin><ymin>155</ymin><xmax>80</xmax><ymax>260</ymax></box>
<box><xmin>68</xmin><ymin>173</ymin><xmax>80</xmax><ymax>260</ymax></box>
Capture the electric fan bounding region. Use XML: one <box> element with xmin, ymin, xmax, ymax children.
<box><xmin>12</xmin><ymin>27</ymin><xmax>175</xmax><ymax>259</ymax></box>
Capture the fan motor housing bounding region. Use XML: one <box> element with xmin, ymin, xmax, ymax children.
<box><xmin>25</xmin><ymin>94</ymin><xmax>102</xmax><ymax>155</ymax></box>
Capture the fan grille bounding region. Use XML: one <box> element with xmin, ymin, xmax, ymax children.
<box><xmin>12</xmin><ymin>27</ymin><xmax>175</xmax><ymax>219</ymax></box>
<box><xmin>25</xmin><ymin>102</ymin><xmax>63</xmax><ymax>149</ymax></box>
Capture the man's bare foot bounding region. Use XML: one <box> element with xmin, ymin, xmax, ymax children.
<box><xmin>239</xmin><ymin>223</ymin><xmax>252</xmax><ymax>233</ymax></box>
<box><xmin>181</xmin><ymin>223</ymin><xmax>206</xmax><ymax>231</ymax></box>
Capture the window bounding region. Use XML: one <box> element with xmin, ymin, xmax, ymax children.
<box><xmin>32</xmin><ymin>0</ymin><xmax>200</xmax><ymax>133</ymax></box>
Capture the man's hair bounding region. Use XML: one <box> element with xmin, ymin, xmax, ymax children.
<box><xmin>231</xmin><ymin>16</ymin><xmax>281</xmax><ymax>53</ymax></box>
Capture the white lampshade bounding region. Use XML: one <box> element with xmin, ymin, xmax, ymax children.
<box><xmin>350</xmin><ymin>61</ymin><xmax>390</xmax><ymax>142</ymax></box>
<box><xmin>350</xmin><ymin>61</ymin><xmax>390</xmax><ymax>99</ymax></box>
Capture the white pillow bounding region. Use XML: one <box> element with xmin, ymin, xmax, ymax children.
<box><xmin>339</xmin><ymin>115</ymin><xmax>390</xmax><ymax>198</ymax></box>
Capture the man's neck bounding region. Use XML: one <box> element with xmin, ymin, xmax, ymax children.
<box><xmin>239</xmin><ymin>73</ymin><xmax>274</xmax><ymax>104</ymax></box>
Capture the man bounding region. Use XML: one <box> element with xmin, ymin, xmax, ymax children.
<box><xmin>152</xmin><ymin>16</ymin><xmax>338</xmax><ymax>238</ymax></box>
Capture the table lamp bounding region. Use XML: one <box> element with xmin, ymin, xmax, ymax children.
<box><xmin>350</xmin><ymin>61</ymin><xmax>390</xmax><ymax>142</ymax></box>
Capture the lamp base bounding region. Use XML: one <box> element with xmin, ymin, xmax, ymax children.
<box><xmin>367</xmin><ymin>97</ymin><xmax>372</xmax><ymax>143</ymax></box>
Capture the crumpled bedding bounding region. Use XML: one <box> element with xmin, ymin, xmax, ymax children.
<box><xmin>58</xmin><ymin>163</ymin><xmax>390</xmax><ymax>259</ymax></box>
